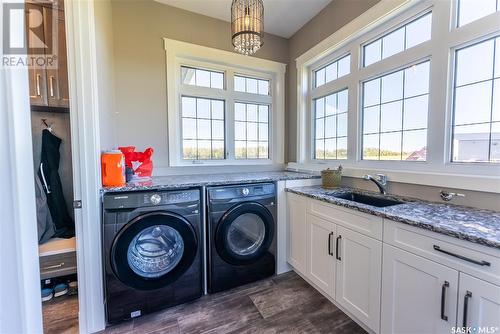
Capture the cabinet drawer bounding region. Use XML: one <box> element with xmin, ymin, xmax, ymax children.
<box><xmin>384</xmin><ymin>220</ymin><xmax>500</xmax><ymax>285</ymax></box>
<box><xmin>39</xmin><ymin>251</ymin><xmax>77</xmax><ymax>279</ymax></box>
<box><xmin>308</xmin><ymin>199</ymin><xmax>383</xmax><ymax>240</ymax></box>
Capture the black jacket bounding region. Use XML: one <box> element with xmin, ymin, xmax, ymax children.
<box><xmin>38</xmin><ymin>129</ymin><xmax>74</xmax><ymax>238</ymax></box>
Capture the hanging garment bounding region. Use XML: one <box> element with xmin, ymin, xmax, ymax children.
<box><xmin>38</xmin><ymin>129</ymin><xmax>75</xmax><ymax>238</ymax></box>
<box><xmin>35</xmin><ymin>175</ymin><xmax>56</xmax><ymax>244</ymax></box>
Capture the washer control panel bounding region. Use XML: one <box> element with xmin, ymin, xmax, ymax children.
<box><xmin>103</xmin><ymin>189</ymin><xmax>200</xmax><ymax>209</ymax></box>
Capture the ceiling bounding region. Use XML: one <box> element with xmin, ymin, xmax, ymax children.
<box><xmin>154</xmin><ymin>0</ymin><xmax>332</xmax><ymax>38</ymax></box>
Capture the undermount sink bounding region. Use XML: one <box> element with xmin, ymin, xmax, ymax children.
<box><xmin>332</xmin><ymin>192</ymin><xmax>405</xmax><ymax>208</ymax></box>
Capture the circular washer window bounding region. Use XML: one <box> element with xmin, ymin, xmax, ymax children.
<box><xmin>226</xmin><ymin>213</ymin><xmax>266</xmax><ymax>256</ymax></box>
<box><xmin>127</xmin><ymin>225</ymin><xmax>184</xmax><ymax>279</ymax></box>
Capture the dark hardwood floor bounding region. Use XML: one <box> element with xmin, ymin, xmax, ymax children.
<box><xmin>101</xmin><ymin>271</ymin><xmax>367</xmax><ymax>334</ymax></box>
<box><xmin>43</xmin><ymin>294</ymin><xmax>79</xmax><ymax>334</ymax></box>
<box><xmin>42</xmin><ymin>272</ymin><xmax>366</xmax><ymax>333</ymax></box>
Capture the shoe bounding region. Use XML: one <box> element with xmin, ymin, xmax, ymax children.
<box><xmin>41</xmin><ymin>288</ymin><xmax>53</xmax><ymax>302</ymax></box>
<box><xmin>53</xmin><ymin>283</ymin><xmax>68</xmax><ymax>297</ymax></box>
<box><xmin>67</xmin><ymin>280</ymin><xmax>78</xmax><ymax>296</ymax></box>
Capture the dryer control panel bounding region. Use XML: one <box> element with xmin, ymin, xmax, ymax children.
<box><xmin>208</xmin><ymin>183</ymin><xmax>275</xmax><ymax>201</ymax></box>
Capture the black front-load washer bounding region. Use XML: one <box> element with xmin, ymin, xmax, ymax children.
<box><xmin>207</xmin><ymin>183</ymin><xmax>276</xmax><ymax>293</ymax></box>
<box><xmin>102</xmin><ymin>189</ymin><xmax>202</xmax><ymax>325</ymax></box>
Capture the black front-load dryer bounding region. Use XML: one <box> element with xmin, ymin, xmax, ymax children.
<box><xmin>207</xmin><ymin>183</ymin><xmax>276</xmax><ymax>293</ymax></box>
<box><xmin>102</xmin><ymin>189</ymin><xmax>202</xmax><ymax>325</ymax></box>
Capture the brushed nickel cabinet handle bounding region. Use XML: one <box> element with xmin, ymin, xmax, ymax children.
<box><xmin>36</xmin><ymin>74</ymin><xmax>41</xmax><ymax>96</ymax></box>
<box><xmin>49</xmin><ymin>76</ymin><xmax>55</xmax><ymax>97</ymax></box>
<box><xmin>42</xmin><ymin>262</ymin><xmax>65</xmax><ymax>270</ymax></box>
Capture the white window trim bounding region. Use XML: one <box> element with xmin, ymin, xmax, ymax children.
<box><xmin>293</xmin><ymin>0</ymin><xmax>500</xmax><ymax>193</ymax></box>
<box><xmin>164</xmin><ymin>38</ymin><xmax>286</xmax><ymax>167</ymax></box>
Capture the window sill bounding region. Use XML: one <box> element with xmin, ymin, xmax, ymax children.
<box><xmin>287</xmin><ymin>162</ymin><xmax>500</xmax><ymax>193</ymax></box>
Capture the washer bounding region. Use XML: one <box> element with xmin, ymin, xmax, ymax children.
<box><xmin>102</xmin><ymin>189</ymin><xmax>202</xmax><ymax>325</ymax></box>
<box><xmin>207</xmin><ymin>183</ymin><xmax>276</xmax><ymax>293</ymax></box>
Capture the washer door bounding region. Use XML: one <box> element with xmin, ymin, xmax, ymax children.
<box><xmin>215</xmin><ymin>202</ymin><xmax>274</xmax><ymax>265</ymax></box>
<box><xmin>111</xmin><ymin>211</ymin><xmax>197</xmax><ymax>290</ymax></box>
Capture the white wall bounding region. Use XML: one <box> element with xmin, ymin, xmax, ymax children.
<box><xmin>94</xmin><ymin>0</ymin><xmax>117</xmax><ymax>151</ymax></box>
<box><xmin>109</xmin><ymin>0</ymin><xmax>289</xmax><ymax>175</ymax></box>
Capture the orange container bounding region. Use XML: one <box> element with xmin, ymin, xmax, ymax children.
<box><xmin>101</xmin><ymin>150</ymin><xmax>125</xmax><ymax>187</ymax></box>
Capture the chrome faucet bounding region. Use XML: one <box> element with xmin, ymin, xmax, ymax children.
<box><xmin>363</xmin><ymin>174</ymin><xmax>387</xmax><ymax>195</ymax></box>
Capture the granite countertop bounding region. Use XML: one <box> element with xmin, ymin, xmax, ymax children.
<box><xmin>286</xmin><ymin>186</ymin><xmax>500</xmax><ymax>250</ymax></box>
<box><xmin>102</xmin><ymin>171</ymin><xmax>320</xmax><ymax>193</ymax></box>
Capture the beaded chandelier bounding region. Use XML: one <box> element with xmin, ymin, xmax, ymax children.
<box><xmin>231</xmin><ymin>0</ymin><xmax>264</xmax><ymax>55</ymax></box>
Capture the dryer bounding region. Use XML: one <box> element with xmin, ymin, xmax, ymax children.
<box><xmin>207</xmin><ymin>183</ymin><xmax>276</xmax><ymax>293</ymax></box>
<box><xmin>102</xmin><ymin>189</ymin><xmax>202</xmax><ymax>324</ymax></box>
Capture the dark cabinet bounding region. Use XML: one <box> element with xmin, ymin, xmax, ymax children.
<box><xmin>26</xmin><ymin>1</ymin><xmax>69</xmax><ymax>108</ymax></box>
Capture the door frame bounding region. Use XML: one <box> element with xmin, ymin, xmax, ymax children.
<box><xmin>64</xmin><ymin>0</ymin><xmax>106</xmax><ymax>332</ymax></box>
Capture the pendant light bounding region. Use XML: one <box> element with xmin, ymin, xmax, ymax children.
<box><xmin>231</xmin><ymin>0</ymin><xmax>264</xmax><ymax>55</ymax></box>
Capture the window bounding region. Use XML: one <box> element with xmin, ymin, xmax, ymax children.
<box><xmin>314</xmin><ymin>55</ymin><xmax>351</xmax><ymax>88</ymax></box>
<box><xmin>295</xmin><ymin>1</ymin><xmax>500</xmax><ymax>190</ymax></box>
<box><xmin>364</xmin><ymin>12</ymin><xmax>432</xmax><ymax>67</ymax></box>
<box><xmin>314</xmin><ymin>89</ymin><xmax>348</xmax><ymax>160</ymax></box>
<box><xmin>457</xmin><ymin>0</ymin><xmax>499</xmax><ymax>27</ymax></box>
<box><xmin>181</xmin><ymin>66</ymin><xmax>224</xmax><ymax>89</ymax></box>
<box><xmin>165</xmin><ymin>38</ymin><xmax>285</xmax><ymax>166</ymax></box>
<box><xmin>452</xmin><ymin>37</ymin><xmax>500</xmax><ymax>163</ymax></box>
<box><xmin>235</xmin><ymin>102</ymin><xmax>269</xmax><ymax>159</ymax></box>
<box><xmin>234</xmin><ymin>75</ymin><xmax>269</xmax><ymax>95</ymax></box>
<box><xmin>362</xmin><ymin>61</ymin><xmax>429</xmax><ymax>161</ymax></box>
<box><xmin>181</xmin><ymin>96</ymin><xmax>225</xmax><ymax>160</ymax></box>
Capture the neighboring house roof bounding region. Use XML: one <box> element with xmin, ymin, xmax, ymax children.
<box><xmin>406</xmin><ymin>147</ymin><xmax>427</xmax><ymax>161</ymax></box>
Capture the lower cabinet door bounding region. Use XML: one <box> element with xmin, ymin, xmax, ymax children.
<box><xmin>335</xmin><ymin>225</ymin><xmax>382</xmax><ymax>333</ymax></box>
<box><xmin>457</xmin><ymin>273</ymin><xmax>500</xmax><ymax>331</ymax></box>
<box><xmin>307</xmin><ymin>213</ymin><xmax>335</xmax><ymax>298</ymax></box>
<box><xmin>381</xmin><ymin>244</ymin><xmax>459</xmax><ymax>334</ymax></box>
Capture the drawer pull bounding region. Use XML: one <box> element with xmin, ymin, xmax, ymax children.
<box><xmin>328</xmin><ymin>232</ymin><xmax>334</xmax><ymax>256</ymax></box>
<box><xmin>49</xmin><ymin>76</ymin><xmax>55</xmax><ymax>97</ymax></box>
<box><xmin>36</xmin><ymin>74</ymin><xmax>41</xmax><ymax>96</ymax></box>
<box><xmin>42</xmin><ymin>262</ymin><xmax>65</xmax><ymax>270</ymax></box>
<box><xmin>463</xmin><ymin>291</ymin><xmax>472</xmax><ymax>327</ymax></box>
<box><xmin>336</xmin><ymin>235</ymin><xmax>341</xmax><ymax>261</ymax></box>
<box><xmin>440</xmin><ymin>281</ymin><xmax>449</xmax><ymax>321</ymax></box>
<box><xmin>433</xmin><ymin>245</ymin><xmax>491</xmax><ymax>266</ymax></box>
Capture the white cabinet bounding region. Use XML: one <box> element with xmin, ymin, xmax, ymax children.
<box><xmin>287</xmin><ymin>193</ymin><xmax>308</xmax><ymax>274</ymax></box>
<box><xmin>457</xmin><ymin>273</ymin><xmax>500</xmax><ymax>330</ymax></box>
<box><xmin>306</xmin><ymin>213</ymin><xmax>335</xmax><ymax>297</ymax></box>
<box><xmin>336</xmin><ymin>225</ymin><xmax>382</xmax><ymax>332</ymax></box>
<box><xmin>286</xmin><ymin>192</ymin><xmax>500</xmax><ymax>334</ymax></box>
<box><xmin>381</xmin><ymin>244</ymin><xmax>459</xmax><ymax>334</ymax></box>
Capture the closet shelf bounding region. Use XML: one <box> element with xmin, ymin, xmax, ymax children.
<box><xmin>31</xmin><ymin>105</ymin><xmax>70</xmax><ymax>114</ymax></box>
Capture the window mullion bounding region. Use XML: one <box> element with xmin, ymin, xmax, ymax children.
<box><xmin>347</xmin><ymin>44</ymin><xmax>360</xmax><ymax>163</ymax></box>
<box><xmin>226</xmin><ymin>69</ymin><xmax>236</xmax><ymax>161</ymax></box>
<box><xmin>427</xmin><ymin>0</ymin><xmax>452</xmax><ymax>166</ymax></box>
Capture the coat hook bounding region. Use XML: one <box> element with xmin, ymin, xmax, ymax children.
<box><xmin>41</xmin><ymin>118</ymin><xmax>54</xmax><ymax>133</ymax></box>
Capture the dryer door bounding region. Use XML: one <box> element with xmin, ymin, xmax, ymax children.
<box><xmin>215</xmin><ymin>202</ymin><xmax>274</xmax><ymax>265</ymax></box>
<box><xmin>111</xmin><ymin>211</ymin><xmax>197</xmax><ymax>290</ymax></box>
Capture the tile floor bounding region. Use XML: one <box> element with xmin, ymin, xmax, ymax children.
<box><xmin>44</xmin><ymin>271</ymin><xmax>367</xmax><ymax>334</ymax></box>
<box><xmin>43</xmin><ymin>294</ymin><xmax>79</xmax><ymax>334</ymax></box>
